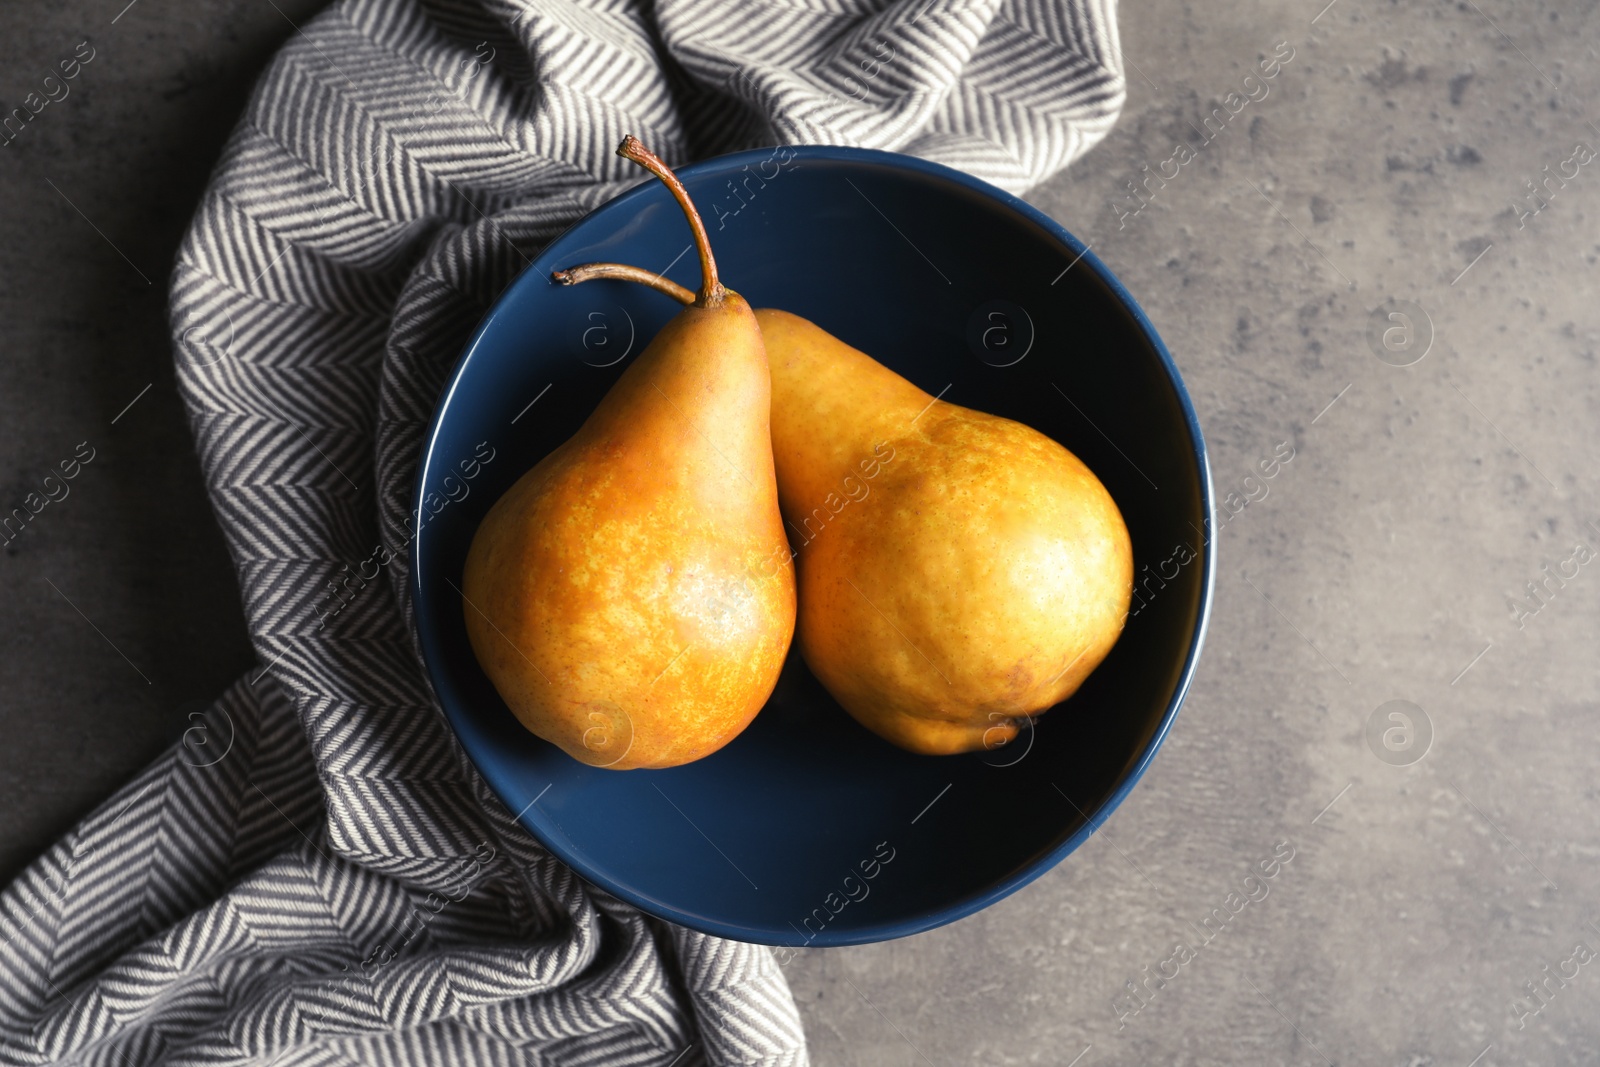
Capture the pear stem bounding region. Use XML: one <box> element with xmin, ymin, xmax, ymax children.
<box><xmin>552</xmin><ymin>263</ymin><xmax>696</xmax><ymax>306</ymax></box>
<box><xmin>615</xmin><ymin>135</ymin><xmax>725</xmax><ymax>309</ymax></box>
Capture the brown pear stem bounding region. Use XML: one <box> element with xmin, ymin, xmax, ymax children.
<box><xmin>615</xmin><ymin>135</ymin><xmax>725</xmax><ymax>309</ymax></box>
<box><xmin>552</xmin><ymin>263</ymin><xmax>696</xmax><ymax>306</ymax></box>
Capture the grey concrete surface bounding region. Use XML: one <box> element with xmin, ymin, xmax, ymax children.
<box><xmin>4</xmin><ymin>0</ymin><xmax>1600</xmax><ymax>1064</ymax></box>
<box><xmin>0</xmin><ymin>0</ymin><xmax>319</xmax><ymax>885</ymax></box>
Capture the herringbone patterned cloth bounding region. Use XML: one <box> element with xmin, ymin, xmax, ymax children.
<box><xmin>0</xmin><ymin>0</ymin><xmax>1123</xmax><ymax>1062</ymax></box>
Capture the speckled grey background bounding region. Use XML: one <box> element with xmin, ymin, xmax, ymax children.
<box><xmin>4</xmin><ymin>0</ymin><xmax>1599</xmax><ymax>1063</ymax></box>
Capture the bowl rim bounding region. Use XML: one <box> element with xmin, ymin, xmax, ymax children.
<box><xmin>411</xmin><ymin>142</ymin><xmax>1217</xmax><ymax>946</ymax></box>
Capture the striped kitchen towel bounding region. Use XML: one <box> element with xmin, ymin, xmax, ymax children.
<box><xmin>0</xmin><ymin>0</ymin><xmax>1122</xmax><ymax>1063</ymax></box>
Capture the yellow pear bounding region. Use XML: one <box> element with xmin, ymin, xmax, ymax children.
<box><xmin>462</xmin><ymin>136</ymin><xmax>795</xmax><ymax>770</ymax></box>
<box><xmin>546</xmin><ymin>243</ymin><xmax>1133</xmax><ymax>758</ymax></box>
<box><xmin>754</xmin><ymin>309</ymin><xmax>1133</xmax><ymax>754</ymax></box>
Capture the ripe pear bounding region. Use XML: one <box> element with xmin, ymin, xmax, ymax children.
<box><xmin>754</xmin><ymin>309</ymin><xmax>1133</xmax><ymax>755</ymax></box>
<box><xmin>546</xmin><ymin>238</ymin><xmax>1133</xmax><ymax>758</ymax></box>
<box><xmin>462</xmin><ymin>136</ymin><xmax>795</xmax><ymax>770</ymax></box>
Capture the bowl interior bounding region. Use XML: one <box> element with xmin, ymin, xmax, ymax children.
<box><xmin>413</xmin><ymin>146</ymin><xmax>1212</xmax><ymax>945</ymax></box>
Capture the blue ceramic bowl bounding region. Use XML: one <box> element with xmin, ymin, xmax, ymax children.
<box><xmin>413</xmin><ymin>145</ymin><xmax>1214</xmax><ymax>946</ymax></box>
